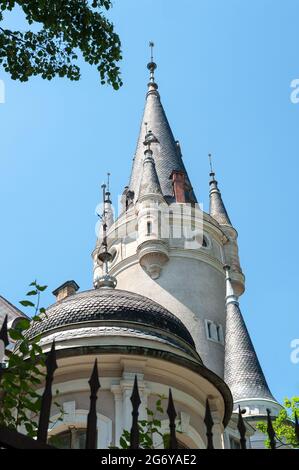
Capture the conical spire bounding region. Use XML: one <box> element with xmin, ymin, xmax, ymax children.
<box><xmin>209</xmin><ymin>155</ymin><xmax>231</xmax><ymax>226</ymax></box>
<box><xmin>128</xmin><ymin>44</ymin><xmax>196</xmax><ymax>204</ymax></box>
<box><xmin>223</xmin><ymin>265</ymin><xmax>276</xmax><ymax>403</ymax></box>
<box><xmin>138</xmin><ymin>129</ymin><xmax>163</xmax><ymax>200</ymax></box>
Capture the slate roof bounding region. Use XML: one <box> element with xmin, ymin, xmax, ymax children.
<box><xmin>224</xmin><ymin>301</ymin><xmax>276</xmax><ymax>402</ymax></box>
<box><xmin>128</xmin><ymin>68</ymin><xmax>197</xmax><ymax>204</ymax></box>
<box><xmin>26</xmin><ymin>288</ymin><xmax>195</xmax><ymax>349</ymax></box>
<box><xmin>138</xmin><ymin>151</ymin><xmax>163</xmax><ymax>199</ymax></box>
<box><xmin>209</xmin><ymin>174</ymin><xmax>232</xmax><ymax>226</ymax></box>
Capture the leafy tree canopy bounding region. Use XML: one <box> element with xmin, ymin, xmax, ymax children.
<box><xmin>0</xmin><ymin>1</ymin><xmax>122</xmax><ymax>88</ymax></box>
<box><xmin>0</xmin><ymin>281</ymin><xmax>63</xmax><ymax>437</ymax></box>
<box><xmin>256</xmin><ymin>397</ymin><xmax>299</xmax><ymax>448</ymax></box>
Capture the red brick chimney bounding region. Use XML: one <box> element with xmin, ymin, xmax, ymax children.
<box><xmin>170</xmin><ymin>170</ymin><xmax>186</xmax><ymax>203</ymax></box>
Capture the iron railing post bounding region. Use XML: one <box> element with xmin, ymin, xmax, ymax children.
<box><xmin>85</xmin><ymin>359</ymin><xmax>100</xmax><ymax>449</ymax></box>
<box><xmin>130</xmin><ymin>375</ymin><xmax>141</xmax><ymax>449</ymax></box>
<box><xmin>37</xmin><ymin>341</ymin><xmax>57</xmax><ymax>443</ymax></box>
<box><xmin>237</xmin><ymin>406</ymin><xmax>247</xmax><ymax>449</ymax></box>
<box><xmin>266</xmin><ymin>408</ymin><xmax>276</xmax><ymax>449</ymax></box>
<box><xmin>167</xmin><ymin>388</ymin><xmax>178</xmax><ymax>449</ymax></box>
<box><xmin>204</xmin><ymin>398</ymin><xmax>214</xmax><ymax>449</ymax></box>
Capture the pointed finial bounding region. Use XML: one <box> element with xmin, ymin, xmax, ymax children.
<box><xmin>147</xmin><ymin>41</ymin><xmax>158</xmax><ymax>89</ymax></box>
<box><xmin>95</xmin><ymin>177</ymin><xmax>117</xmax><ymax>289</ymax></box>
<box><xmin>149</xmin><ymin>41</ymin><xmax>154</xmax><ymax>62</ymax></box>
<box><xmin>208</xmin><ymin>153</ymin><xmax>216</xmax><ymax>180</ymax></box>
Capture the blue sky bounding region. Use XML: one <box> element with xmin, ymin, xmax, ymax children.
<box><xmin>0</xmin><ymin>0</ymin><xmax>298</xmax><ymax>404</ymax></box>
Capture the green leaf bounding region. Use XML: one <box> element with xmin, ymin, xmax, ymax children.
<box><xmin>19</xmin><ymin>300</ymin><xmax>35</xmax><ymax>307</ymax></box>
<box><xmin>26</xmin><ymin>290</ymin><xmax>37</xmax><ymax>296</ymax></box>
<box><xmin>119</xmin><ymin>437</ymin><xmax>128</xmax><ymax>449</ymax></box>
<box><xmin>36</xmin><ymin>285</ymin><xmax>47</xmax><ymax>292</ymax></box>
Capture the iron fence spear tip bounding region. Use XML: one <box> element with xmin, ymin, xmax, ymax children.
<box><xmin>0</xmin><ymin>315</ymin><xmax>9</xmax><ymax>347</ymax></box>
<box><xmin>89</xmin><ymin>358</ymin><xmax>100</xmax><ymax>393</ymax></box>
<box><xmin>130</xmin><ymin>375</ymin><xmax>141</xmax><ymax>407</ymax></box>
<box><xmin>167</xmin><ymin>388</ymin><xmax>177</xmax><ymax>421</ymax></box>
<box><xmin>237</xmin><ymin>405</ymin><xmax>247</xmax><ymax>449</ymax></box>
<box><xmin>46</xmin><ymin>341</ymin><xmax>57</xmax><ymax>374</ymax></box>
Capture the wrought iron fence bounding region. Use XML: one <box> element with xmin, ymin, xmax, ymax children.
<box><xmin>0</xmin><ymin>316</ymin><xmax>298</xmax><ymax>449</ymax></box>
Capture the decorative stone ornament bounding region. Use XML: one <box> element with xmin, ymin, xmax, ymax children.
<box><xmin>137</xmin><ymin>239</ymin><xmax>169</xmax><ymax>279</ymax></box>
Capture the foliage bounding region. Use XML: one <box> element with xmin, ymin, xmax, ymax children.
<box><xmin>256</xmin><ymin>397</ymin><xmax>299</xmax><ymax>448</ymax></box>
<box><xmin>117</xmin><ymin>394</ymin><xmax>178</xmax><ymax>449</ymax></box>
<box><xmin>0</xmin><ymin>281</ymin><xmax>62</xmax><ymax>438</ymax></box>
<box><xmin>0</xmin><ymin>1</ymin><xmax>122</xmax><ymax>88</ymax></box>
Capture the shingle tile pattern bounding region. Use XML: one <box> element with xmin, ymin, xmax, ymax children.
<box><xmin>128</xmin><ymin>89</ymin><xmax>197</xmax><ymax>204</ymax></box>
<box><xmin>27</xmin><ymin>288</ymin><xmax>195</xmax><ymax>348</ymax></box>
<box><xmin>224</xmin><ymin>302</ymin><xmax>276</xmax><ymax>402</ymax></box>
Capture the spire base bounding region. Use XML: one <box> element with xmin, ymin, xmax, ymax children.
<box><xmin>94</xmin><ymin>274</ymin><xmax>117</xmax><ymax>289</ymax></box>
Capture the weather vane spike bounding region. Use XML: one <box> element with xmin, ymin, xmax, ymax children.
<box><xmin>208</xmin><ymin>153</ymin><xmax>214</xmax><ymax>174</ymax></box>
<box><xmin>149</xmin><ymin>41</ymin><xmax>154</xmax><ymax>62</ymax></box>
<box><xmin>107</xmin><ymin>172</ymin><xmax>110</xmax><ymax>193</ymax></box>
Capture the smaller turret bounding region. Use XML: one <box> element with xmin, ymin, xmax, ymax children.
<box><xmin>223</xmin><ymin>265</ymin><xmax>280</xmax><ymax>420</ymax></box>
<box><xmin>208</xmin><ymin>155</ymin><xmax>244</xmax><ymax>296</ymax></box>
<box><xmin>209</xmin><ymin>168</ymin><xmax>231</xmax><ymax>227</ymax></box>
<box><xmin>136</xmin><ymin>129</ymin><xmax>169</xmax><ymax>279</ymax></box>
<box><xmin>138</xmin><ymin>129</ymin><xmax>164</xmax><ymax>202</ymax></box>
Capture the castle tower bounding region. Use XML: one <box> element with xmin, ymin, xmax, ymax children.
<box><xmin>22</xmin><ymin>47</ymin><xmax>279</xmax><ymax>449</ymax></box>
<box><xmin>91</xmin><ymin>50</ymin><xmax>280</xmax><ymax>446</ymax></box>
<box><xmin>93</xmin><ymin>54</ymin><xmax>245</xmax><ymax>379</ymax></box>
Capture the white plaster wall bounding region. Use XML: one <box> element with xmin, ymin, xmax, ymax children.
<box><xmin>114</xmin><ymin>256</ymin><xmax>226</xmax><ymax>378</ymax></box>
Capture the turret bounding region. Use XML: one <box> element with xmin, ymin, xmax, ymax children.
<box><xmin>208</xmin><ymin>155</ymin><xmax>245</xmax><ymax>296</ymax></box>
<box><xmin>223</xmin><ymin>265</ymin><xmax>280</xmax><ymax>421</ymax></box>
<box><xmin>136</xmin><ymin>129</ymin><xmax>169</xmax><ymax>279</ymax></box>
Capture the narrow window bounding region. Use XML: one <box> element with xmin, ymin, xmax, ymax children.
<box><xmin>147</xmin><ymin>221</ymin><xmax>152</xmax><ymax>235</ymax></box>
<box><xmin>207</xmin><ymin>321</ymin><xmax>212</xmax><ymax>339</ymax></box>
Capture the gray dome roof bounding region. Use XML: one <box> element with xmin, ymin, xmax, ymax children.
<box><xmin>27</xmin><ymin>288</ymin><xmax>195</xmax><ymax>348</ymax></box>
